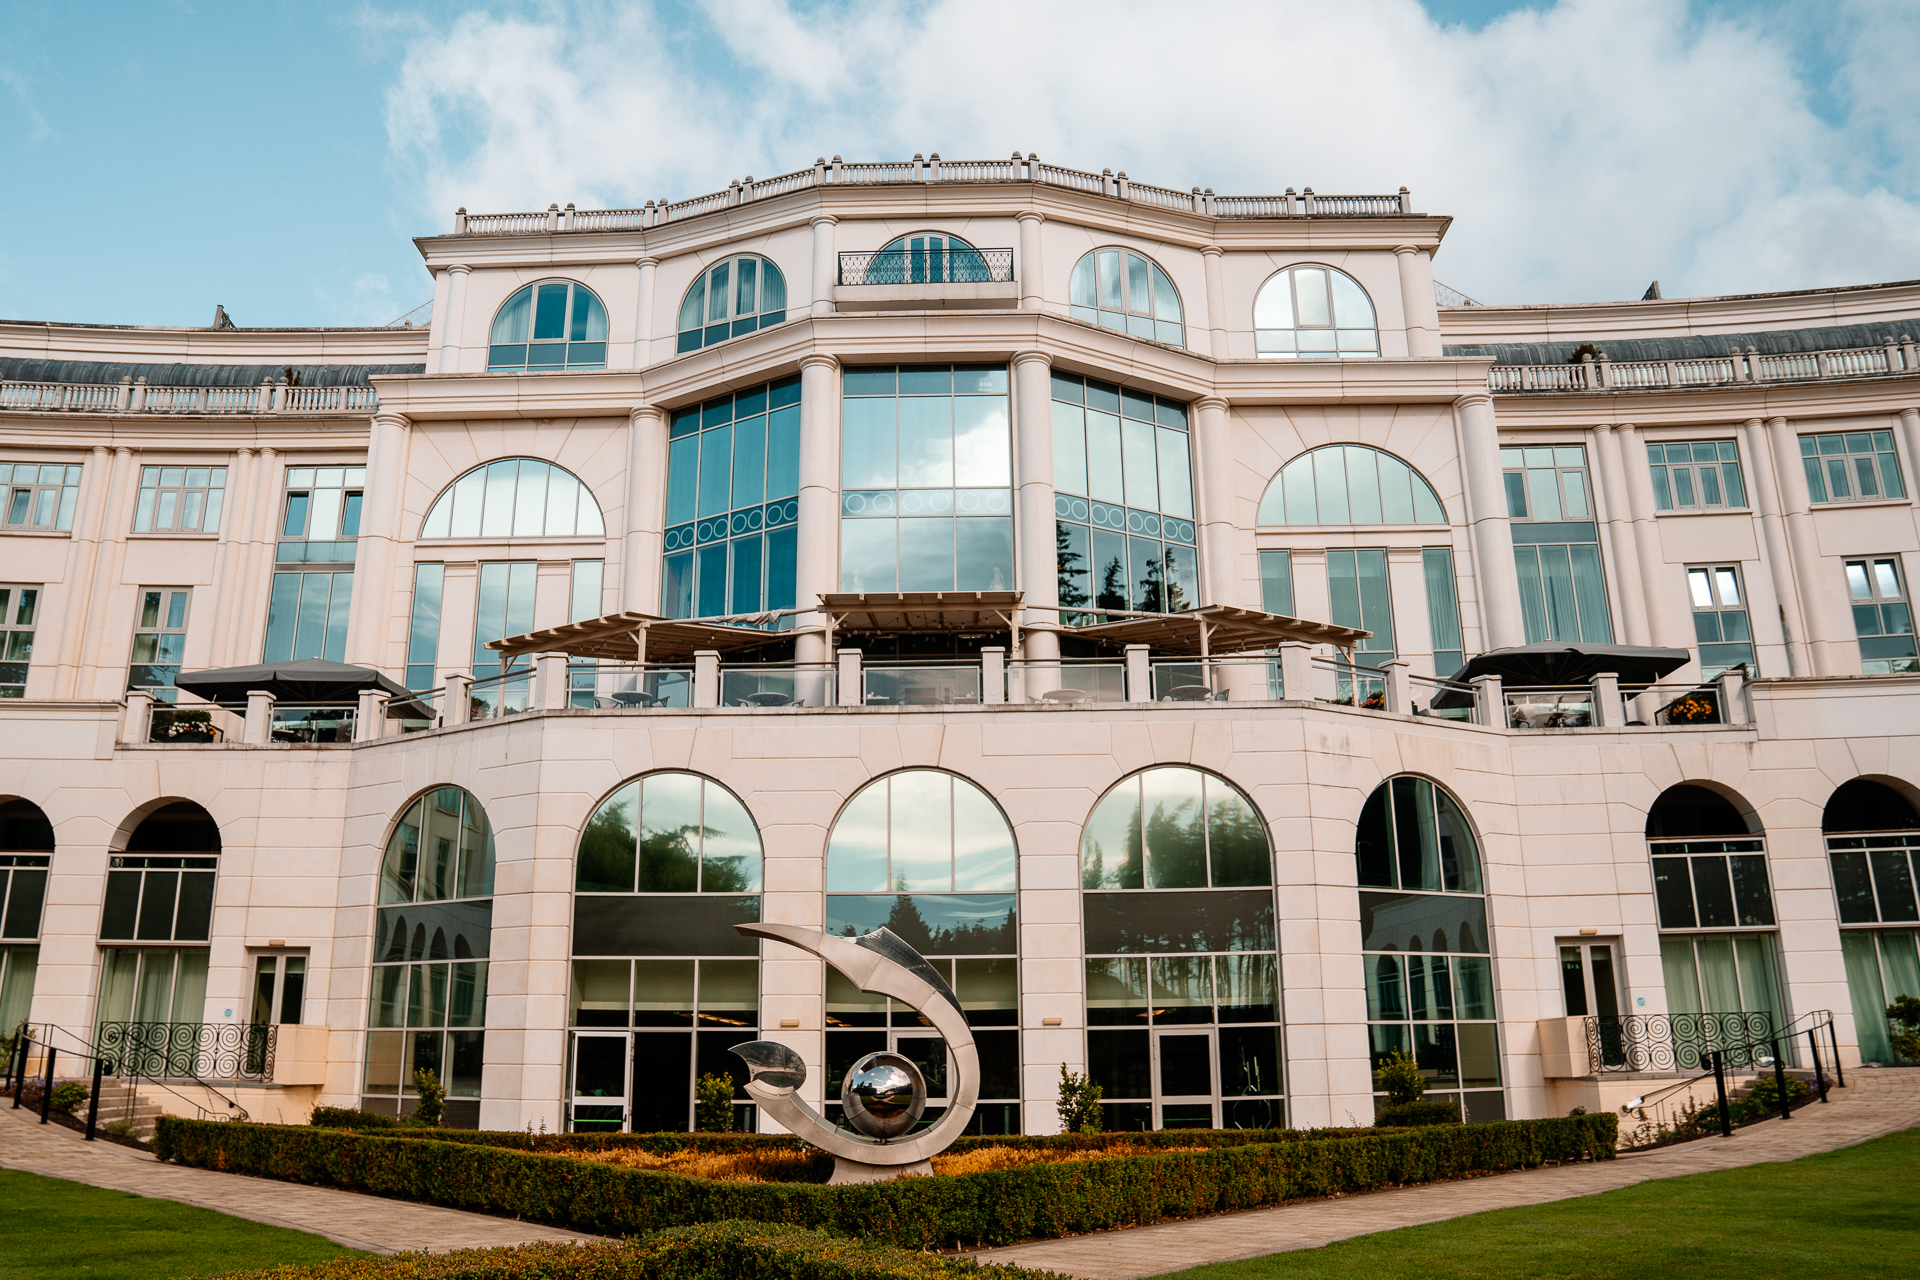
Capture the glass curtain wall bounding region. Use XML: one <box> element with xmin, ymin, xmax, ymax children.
<box><xmin>1824</xmin><ymin>780</ymin><xmax>1920</xmax><ymax>1062</ymax></box>
<box><xmin>663</xmin><ymin>377</ymin><xmax>801</xmax><ymax>620</ymax></box>
<box><xmin>1052</xmin><ymin>374</ymin><xmax>1195</xmax><ymax>619</ymax></box>
<box><xmin>1355</xmin><ymin>777</ymin><xmax>1503</xmax><ymax>1121</ymax></box>
<box><xmin>824</xmin><ymin>770</ymin><xmax>1021</xmax><ymax>1135</ymax></box>
<box><xmin>366</xmin><ymin>788</ymin><xmax>494</xmax><ymax>1126</ymax></box>
<box><xmin>570</xmin><ymin>772</ymin><xmax>763</xmax><ymax>1132</ymax></box>
<box><xmin>840</xmin><ymin>366</ymin><xmax>1012</xmax><ymax>594</ymax></box>
<box><xmin>1081</xmin><ymin>767</ymin><xmax>1284</xmax><ymax>1130</ymax></box>
<box><xmin>1502</xmin><ymin>446</ymin><xmax>1612</xmax><ymax>644</ymax></box>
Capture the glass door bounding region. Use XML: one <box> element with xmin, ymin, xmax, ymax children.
<box><xmin>1153</xmin><ymin>1028</ymin><xmax>1216</xmax><ymax>1128</ymax></box>
<box><xmin>1560</xmin><ymin>942</ymin><xmax>1623</xmax><ymax>1067</ymax></box>
<box><xmin>569</xmin><ymin>1030</ymin><xmax>629</xmax><ymax>1132</ymax></box>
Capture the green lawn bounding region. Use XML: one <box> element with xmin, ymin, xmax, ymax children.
<box><xmin>0</xmin><ymin>1169</ymin><xmax>362</xmax><ymax>1280</ymax></box>
<box><xmin>1168</xmin><ymin>1127</ymin><xmax>1920</xmax><ymax>1280</ymax></box>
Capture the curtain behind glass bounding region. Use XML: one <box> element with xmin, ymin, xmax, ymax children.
<box><xmin>1660</xmin><ymin>937</ymin><xmax>1701</xmax><ymax>1015</ymax></box>
<box><xmin>1842</xmin><ymin>932</ymin><xmax>1893</xmax><ymax>1063</ymax></box>
<box><xmin>0</xmin><ymin>947</ymin><xmax>37</xmax><ymax>1031</ymax></box>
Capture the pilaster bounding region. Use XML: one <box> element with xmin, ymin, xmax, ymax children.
<box><xmin>344</xmin><ymin>411</ymin><xmax>412</xmax><ymax>672</ymax></box>
<box><xmin>1193</xmin><ymin>396</ymin><xmax>1239</xmax><ymax>607</ymax></box>
<box><xmin>623</xmin><ymin>406</ymin><xmax>667</xmax><ymax>614</ymax></box>
<box><xmin>1016</xmin><ymin>212</ymin><xmax>1044</xmax><ymax>313</ymax></box>
<box><xmin>1455</xmin><ymin>395</ymin><xmax>1525</xmax><ymax>648</ymax></box>
<box><xmin>795</xmin><ymin>354</ymin><xmax>841</xmax><ymax>664</ymax></box>
<box><xmin>1013</xmin><ymin>350</ymin><xmax>1059</xmax><ymax>661</ymax></box>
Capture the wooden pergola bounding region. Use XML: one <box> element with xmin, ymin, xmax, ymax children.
<box><xmin>1063</xmin><ymin>604</ymin><xmax>1369</xmax><ymax>660</ymax></box>
<box><xmin>486</xmin><ymin>611</ymin><xmax>789</xmax><ymax>663</ymax></box>
<box><xmin>818</xmin><ymin>591</ymin><xmax>1025</xmax><ymax>651</ymax></box>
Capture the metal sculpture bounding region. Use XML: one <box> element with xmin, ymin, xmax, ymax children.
<box><xmin>729</xmin><ymin>922</ymin><xmax>977</xmax><ymax>1184</ymax></box>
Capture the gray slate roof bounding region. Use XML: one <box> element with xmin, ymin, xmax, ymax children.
<box><xmin>1444</xmin><ymin>321</ymin><xmax>1917</xmax><ymax>366</ymax></box>
<box><xmin>0</xmin><ymin>358</ymin><xmax>426</xmax><ymax>387</ymax></box>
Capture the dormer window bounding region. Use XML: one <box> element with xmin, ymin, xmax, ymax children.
<box><xmin>488</xmin><ymin>280</ymin><xmax>608</xmax><ymax>372</ymax></box>
<box><xmin>677</xmin><ymin>255</ymin><xmax>788</xmax><ymax>354</ymax></box>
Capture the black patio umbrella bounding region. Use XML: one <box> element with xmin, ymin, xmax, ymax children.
<box><xmin>1429</xmin><ymin>643</ymin><xmax>1692</xmax><ymax>708</ymax></box>
<box><xmin>174</xmin><ymin>659</ymin><xmax>418</xmax><ymax>712</ymax></box>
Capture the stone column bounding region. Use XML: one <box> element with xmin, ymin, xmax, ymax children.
<box><xmin>623</xmin><ymin>406</ymin><xmax>667</xmax><ymax>614</ymax></box>
<box><xmin>1394</xmin><ymin>246</ymin><xmax>1442</xmax><ymax>358</ymax></box>
<box><xmin>1202</xmin><ymin>247</ymin><xmax>1229</xmax><ymax>358</ymax></box>
<box><xmin>1741</xmin><ymin>417</ymin><xmax>1808</xmax><ymax>676</ymax></box>
<box><xmin>1614</xmin><ymin>424</ymin><xmax>1690</xmax><ymax>657</ymax></box>
<box><xmin>1591</xmin><ymin>424</ymin><xmax>1650</xmax><ymax>646</ymax></box>
<box><xmin>794</xmin><ymin>354</ymin><xmax>841</xmax><ymax>664</ymax></box>
<box><xmin>810</xmin><ymin>216</ymin><xmax>838</xmax><ymax>317</ymax></box>
<box><xmin>50</xmin><ymin>445</ymin><xmax>114</xmax><ymax>698</ymax></box>
<box><xmin>75</xmin><ymin>447</ymin><xmax>136</xmax><ymax>699</ymax></box>
<box><xmin>438</xmin><ymin>265</ymin><xmax>471</xmax><ymax>375</ymax></box>
<box><xmin>1016</xmin><ymin>212</ymin><xmax>1044</xmax><ymax>312</ymax></box>
<box><xmin>631</xmin><ymin>257</ymin><xmax>659</xmax><ymax>369</ymax></box>
<box><xmin>244</xmin><ymin>690</ymin><xmax>276</xmax><ymax>745</ymax></box>
<box><xmin>1768</xmin><ymin>414</ymin><xmax>1848</xmax><ymax>674</ymax></box>
<box><xmin>344</xmin><ymin>411</ymin><xmax>412</xmax><ymax>672</ymax></box>
<box><xmin>1193</xmin><ymin>396</ymin><xmax>1240</xmax><ymax>607</ymax></box>
<box><xmin>1455</xmin><ymin>396</ymin><xmax>1526</xmax><ymax>649</ymax></box>
<box><xmin>205</xmin><ymin>447</ymin><xmax>255</xmax><ymax>669</ymax></box>
<box><xmin>1013</xmin><ymin>351</ymin><xmax>1060</xmax><ymax>662</ymax></box>
<box><xmin>1900</xmin><ymin>408</ymin><xmax>1920</xmax><ymax>516</ymax></box>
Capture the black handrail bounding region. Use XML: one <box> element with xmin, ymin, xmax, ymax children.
<box><xmin>837</xmin><ymin>248</ymin><xmax>1014</xmax><ymax>286</ymax></box>
<box><xmin>1618</xmin><ymin>1009</ymin><xmax>1840</xmax><ymax>1140</ymax></box>
<box><xmin>9</xmin><ymin>1021</ymin><xmax>255</xmax><ymax>1130</ymax></box>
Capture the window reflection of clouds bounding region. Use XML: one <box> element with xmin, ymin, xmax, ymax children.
<box><xmin>825</xmin><ymin>771</ymin><xmax>1017</xmax><ymax>894</ymax></box>
<box><xmin>1080</xmin><ymin>768</ymin><xmax>1271</xmax><ymax>890</ymax></box>
<box><xmin>575</xmin><ymin>772</ymin><xmax>762</xmax><ymax>894</ymax></box>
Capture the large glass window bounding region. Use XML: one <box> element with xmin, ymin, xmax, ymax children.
<box><xmin>840</xmin><ymin>366</ymin><xmax>1011</xmax><ymax>594</ymax></box>
<box><xmin>0</xmin><ymin>585</ymin><xmax>38</xmax><ymax>698</ymax></box>
<box><xmin>1069</xmin><ymin>249</ymin><xmax>1184</xmax><ymax>347</ymax></box>
<box><xmin>129</xmin><ymin>588</ymin><xmax>190</xmax><ymax>700</ymax></box>
<box><xmin>663</xmin><ymin>377</ymin><xmax>801</xmax><ymax>620</ymax></box>
<box><xmin>1081</xmin><ymin>767</ymin><xmax>1283</xmax><ymax>1130</ymax></box>
<box><xmin>95</xmin><ymin>803</ymin><xmax>220</xmax><ymax>1039</ymax></box>
<box><xmin>1846</xmin><ymin>556</ymin><xmax>1917</xmax><ymax>674</ymax></box>
<box><xmin>262</xmin><ymin>571</ymin><xmax>352</xmax><ymax>663</ymax></box>
<box><xmin>1824</xmin><ymin>780</ymin><xmax>1920</xmax><ymax>1064</ymax></box>
<box><xmin>1356</xmin><ymin>777</ymin><xmax>1502</xmax><ymax>1121</ymax></box>
<box><xmin>471</xmin><ymin>561</ymin><xmax>536</xmax><ymax>712</ymax></box>
<box><xmin>1052</xmin><ymin>373</ymin><xmax>1194</xmax><ymax>618</ymax></box>
<box><xmin>0</xmin><ymin>799</ymin><xmax>52</xmax><ymax>944</ymax></box>
<box><xmin>1423</xmin><ymin>548</ymin><xmax>1466</xmax><ymax>678</ymax></box>
<box><xmin>1801</xmin><ymin>431</ymin><xmax>1906</xmax><ymax>505</ymax></box>
<box><xmin>133</xmin><ymin>465</ymin><xmax>227</xmax><ymax>533</ymax></box>
<box><xmin>1649</xmin><ymin>441</ymin><xmax>1746</xmax><ymax>512</ymax></box>
<box><xmin>0</xmin><ymin>462</ymin><xmax>80</xmax><ymax>532</ymax></box>
<box><xmin>1327</xmin><ymin>549</ymin><xmax>1397</xmax><ymax>672</ymax></box>
<box><xmin>488</xmin><ymin>279</ymin><xmax>608</xmax><ymax>372</ymax></box>
<box><xmin>825</xmin><ymin>770</ymin><xmax>1020</xmax><ymax>1135</ymax></box>
<box><xmin>1688</xmin><ymin>565</ymin><xmax>1755</xmax><ymax>676</ymax></box>
<box><xmin>1253</xmin><ymin>265</ymin><xmax>1378</xmax><ymax>359</ymax></box>
<box><xmin>570</xmin><ymin>772</ymin><xmax>763</xmax><ymax>1133</ymax></box>
<box><xmin>676</xmin><ymin>255</ymin><xmax>788</xmax><ymax>354</ymax></box>
<box><xmin>405</xmin><ymin>564</ymin><xmax>445</xmax><ymax>692</ymax></box>
<box><xmin>368</xmin><ymin>787</ymin><xmax>494</xmax><ymax>1126</ymax></box>
<box><xmin>1257</xmin><ymin>445</ymin><xmax>1445</xmax><ymax>527</ymax></box>
<box><xmin>420</xmin><ymin>459</ymin><xmax>606</xmax><ymax>540</ymax></box>
<box><xmin>277</xmin><ymin>466</ymin><xmax>363</xmax><ymax>564</ymax></box>
<box><xmin>1502</xmin><ymin>445</ymin><xmax>1612</xmax><ymax>644</ymax></box>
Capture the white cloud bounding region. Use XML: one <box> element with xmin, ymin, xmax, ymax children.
<box><xmin>377</xmin><ymin>0</ymin><xmax>1920</xmax><ymax>304</ymax></box>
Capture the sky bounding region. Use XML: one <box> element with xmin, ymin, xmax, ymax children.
<box><xmin>1</xmin><ymin>0</ymin><xmax>1916</xmax><ymax>329</ymax></box>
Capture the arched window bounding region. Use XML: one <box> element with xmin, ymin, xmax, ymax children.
<box><xmin>1355</xmin><ymin>777</ymin><xmax>1501</xmax><ymax>1120</ymax></box>
<box><xmin>868</xmin><ymin>232</ymin><xmax>992</xmax><ymax>284</ymax></box>
<box><xmin>420</xmin><ymin>459</ymin><xmax>606</xmax><ymax>539</ymax></box>
<box><xmin>1079</xmin><ymin>767</ymin><xmax>1281</xmax><ymax>1130</ymax></box>
<box><xmin>1254</xmin><ymin>265</ymin><xmax>1378</xmax><ymax>358</ymax></box>
<box><xmin>487</xmin><ymin>279</ymin><xmax>608</xmax><ymax>372</ymax></box>
<box><xmin>1258</xmin><ymin>445</ymin><xmax>1446</xmax><ymax>526</ymax></box>
<box><xmin>97</xmin><ymin>802</ymin><xmax>221</xmax><ymax>1042</ymax></box>
<box><xmin>1645</xmin><ymin>784</ymin><xmax>1784</xmax><ymax>1058</ymax></box>
<box><xmin>824</xmin><ymin>770</ymin><xmax>1020</xmax><ymax>1134</ymax></box>
<box><xmin>569</xmin><ymin>772</ymin><xmax>763</xmax><ymax>1133</ymax></box>
<box><xmin>1070</xmin><ymin>248</ymin><xmax>1184</xmax><ymax>347</ymax></box>
<box><xmin>677</xmin><ymin>254</ymin><xmax>788</xmax><ymax>354</ymax></box>
<box><xmin>1823</xmin><ymin>779</ymin><xmax>1920</xmax><ymax>1064</ymax></box>
<box><xmin>368</xmin><ymin>787</ymin><xmax>494</xmax><ymax>1126</ymax></box>
<box><xmin>0</xmin><ymin>799</ymin><xmax>51</xmax><ymax>1032</ymax></box>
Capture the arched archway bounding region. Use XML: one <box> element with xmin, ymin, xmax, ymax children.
<box><xmin>0</xmin><ymin>797</ymin><xmax>51</xmax><ymax>1031</ymax></box>
<box><xmin>1822</xmin><ymin>777</ymin><xmax>1920</xmax><ymax>1063</ymax></box>
<box><xmin>97</xmin><ymin>801</ymin><xmax>222</xmax><ymax>1039</ymax></box>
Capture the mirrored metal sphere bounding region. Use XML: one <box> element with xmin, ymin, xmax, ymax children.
<box><xmin>841</xmin><ymin>1051</ymin><xmax>926</xmax><ymax>1140</ymax></box>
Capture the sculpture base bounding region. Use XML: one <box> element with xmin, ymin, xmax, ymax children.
<box><xmin>829</xmin><ymin>1155</ymin><xmax>934</xmax><ymax>1184</ymax></box>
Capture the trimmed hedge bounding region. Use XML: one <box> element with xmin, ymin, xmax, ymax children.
<box><xmin>213</xmin><ymin>1221</ymin><xmax>1067</xmax><ymax>1280</ymax></box>
<box><xmin>1374</xmin><ymin>1099</ymin><xmax>1463</xmax><ymax>1128</ymax></box>
<box><xmin>160</xmin><ymin>1113</ymin><xmax>1616</xmax><ymax>1250</ymax></box>
<box><xmin>310</xmin><ymin>1106</ymin><xmax>399</xmax><ymax>1130</ymax></box>
<box><xmin>355</xmin><ymin>1125</ymin><xmax>1372</xmax><ymax>1158</ymax></box>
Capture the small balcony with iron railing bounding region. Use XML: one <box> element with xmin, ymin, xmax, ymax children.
<box><xmin>835</xmin><ymin>246</ymin><xmax>1017</xmax><ymax>311</ymax></box>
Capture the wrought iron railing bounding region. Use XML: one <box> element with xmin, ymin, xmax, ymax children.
<box><xmin>837</xmin><ymin>248</ymin><xmax>1014</xmax><ymax>286</ymax></box>
<box><xmin>1584</xmin><ymin>1011</ymin><xmax>1776</xmax><ymax>1073</ymax></box>
<box><xmin>95</xmin><ymin>1021</ymin><xmax>277</xmax><ymax>1083</ymax></box>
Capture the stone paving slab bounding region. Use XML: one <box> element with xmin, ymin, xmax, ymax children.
<box><xmin>974</xmin><ymin>1068</ymin><xmax>1920</xmax><ymax>1279</ymax></box>
<box><xmin>0</xmin><ymin>1103</ymin><xmax>599</xmax><ymax>1256</ymax></box>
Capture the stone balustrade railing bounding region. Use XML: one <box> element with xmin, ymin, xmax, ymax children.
<box><xmin>1489</xmin><ymin>338</ymin><xmax>1920</xmax><ymax>394</ymax></box>
<box><xmin>0</xmin><ymin>379</ymin><xmax>378</xmax><ymax>416</ymax></box>
<box><xmin>454</xmin><ymin>154</ymin><xmax>1415</xmax><ymax>234</ymax></box>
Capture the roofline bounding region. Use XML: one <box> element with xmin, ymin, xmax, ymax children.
<box><xmin>0</xmin><ymin>318</ymin><xmax>412</xmax><ymax>335</ymax></box>
<box><xmin>1443</xmin><ymin>277</ymin><xmax>1920</xmax><ymax>313</ymax></box>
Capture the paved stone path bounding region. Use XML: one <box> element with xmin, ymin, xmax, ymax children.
<box><xmin>976</xmin><ymin>1068</ymin><xmax>1920</xmax><ymax>1279</ymax></box>
<box><xmin>0</xmin><ymin>1103</ymin><xmax>598</xmax><ymax>1255</ymax></box>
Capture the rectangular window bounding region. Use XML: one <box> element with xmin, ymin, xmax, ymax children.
<box><xmin>1827</xmin><ymin>832</ymin><xmax>1920</xmax><ymax>926</ymax></box>
<box><xmin>132</xmin><ymin>465</ymin><xmax>228</xmax><ymax>533</ymax></box>
<box><xmin>1422</xmin><ymin>547</ymin><xmax>1465</xmax><ymax>677</ymax></box>
<box><xmin>1846</xmin><ymin>556</ymin><xmax>1918</xmax><ymax>674</ymax></box>
<box><xmin>1501</xmin><ymin>445</ymin><xmax>1612</xmax><ymax>644</ymax></box>
<box><xmin>1500</xmin><ymin>445</ymin><xmax>1591</xmax><ymax>524</ymax></box>
<box><xmin>1685</xmin><ymin>565</ymin><xmax>1755</xmax><ymax>677</ymax></box>
<box><xmin>0</xmin><ymin>854</ymin><xmax>51</xmax><ymax>940</ymax></box>
<box><xmin>129</xmin><ymin>588</ymin><xmax>191</xmax><ymax>699</ymax></box>
<box><xmin>0</xmin><ymin>584</ymin><xmax>39</xmax><ymax>698</ymax></box>
<box><xmin>95</xmin><ymin>946</ymin><xmax>209</xmax><ymax>1030</ymax></box>
<box><xmin>99</xmin><ymin>855</ymin><xmax>219</xmax><ymax>943</ymax></box>
<box><xmin>1649</xmin><ymin>840</ymin><xmax>1774</xmax><ymax>930</ymax></box>
<box><xmin>567</xmin><ymin>560</ymin><xmax>605</xmax><ymax>708</ymax></box>
<box><xmin>263</xmin><ymin>571</ymin><xmax>352</xmax><ymax>662</ymax></box>
<box><xmin>1648</xmin><ymin>440</ymin><xmax>1746</xmax><ymax>512</ymax></box>
<box><xmin>0</xmin><ymin>946</ymin><xmax>38</xmax><ymax>1034</ymax></box>
<box><xmin>405</xmin><ymin>564</ymin><xmax>445</xmax><ymax>692</ymax></box>
<box><xmin>662</xmin><ymin>376</ymin><xmax>801</xmax><ymax>621</ymax></box>
<box><xmin>277</xmin><ymin>465</ymin><xmax>365</xmax><ymax>565</ymax></box>
<box><xmin>0</xmin><ymin>462</ymin><xmax>81</xmax><ymax>532</ymax></box>
<box><xmin>1326</xmin><ymin>549</ymin><xmax>1396</xmax><ymax>666</ymax></box>
<box><xmin>472</xmin><ymin>561</ymin><xmax>536</xmax><ymax>681</ymax></box>
<box><xmin>1802</xmin><ymin>431</ymin><xmax>1906</xmax><ymax>505</ymax></box>
<box><xmin>1259</xmin><ymin>550</ymin><xmax>1294</xmax><ymax>617</ymax></box>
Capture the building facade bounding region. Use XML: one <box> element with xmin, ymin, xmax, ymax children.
<box><xmin>2</xmin><ymin>156</ymin><xmax>1918</xmax><ymax>1132</ymax></box>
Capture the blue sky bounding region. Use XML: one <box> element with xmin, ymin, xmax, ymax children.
<box><xmin>1</xmin><ymin>0</ymin><xmax>1915</xmax><ymax>328</ymax></box>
